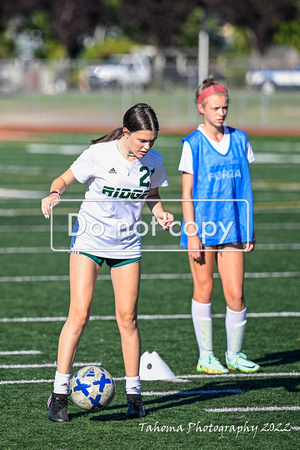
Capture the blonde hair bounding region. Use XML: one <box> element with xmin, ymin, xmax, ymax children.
<box><xmin>196</xmin><ymin>77</ymin><xmax>228</xmax><ymax>105</ymax></box>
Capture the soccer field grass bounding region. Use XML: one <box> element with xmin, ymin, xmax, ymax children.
<box><xmin>0</xmin><ymin>132</ymin><xmax>299</xmax><ymax>449</ymax></box>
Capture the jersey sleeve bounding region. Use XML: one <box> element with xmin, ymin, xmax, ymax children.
<box><xmin>70</xmin><ymin>147</ymin><xmax>95</xmax><ymax>183</ymax></box>
<box><xmin>246</xmin><ymin>140</ymin><xmax>255</xmax><ymax>164</ymax></box>
<box><xmin>150</xmin><ymin>152</ymin><xmax>169</xmax><ymax>188</ymax></box>
<box><xmin>178</xmin><ymin>141</ymin><xmax>193</xmax><ymax>174</ymax></box>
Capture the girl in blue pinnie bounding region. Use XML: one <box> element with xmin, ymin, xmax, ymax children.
<box><xmin>179</xmin><ymin>78</ymin><xmax>260</xmax><ymax>375</ymax></box>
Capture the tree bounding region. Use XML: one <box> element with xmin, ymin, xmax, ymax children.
<box><xmin>45</xmin><ymin>0</ymin><xmax>115</xmax><ymax>57</ymax></box>
<box><xmin>120</xmin><ymin>0</ymin><xmax>203</xmax><ymax>47</ymax></box>
<box><xmin>1</xmin><ymin>0</ymin><xmax>299</xmax><ymax>58</ymax></box>
<box><xmin>0</xmin><ymin>0</ymin><xmax>116</xmax><ymax>57</ymax></box>
<box><xmin>203</xmin><ymin>0</ymin><xmax>300</xmax><ymax>54</ymax></box>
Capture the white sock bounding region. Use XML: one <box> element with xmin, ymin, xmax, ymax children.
<box><xmin>53</xmin><ymin>371</ymin><xmax>70</xmax><ymax>395</ymax></box>
<box><xmin>191</xmin><ymin>299</ymin><xmax>213</xmax><ymax>358</ymax></box>
<box><xmin>226</xmin><ymin>306</ymin><xmax>247</xmax><ymax>357</ymax></box>
<box><xmin>125</xmin><ymin>376</ymin><xmax>141</xmax><ymax>395</ymax></box>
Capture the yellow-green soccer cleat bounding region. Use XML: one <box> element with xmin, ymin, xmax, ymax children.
<box><xmin>197</xmin><ymin>355</ymin><xmax>229</xmax><ymax>374</ymax></box>
<box><xmin>225</xmin><ymin>352</ymin><xmax>260</xmax><ymax>373</ymax></box>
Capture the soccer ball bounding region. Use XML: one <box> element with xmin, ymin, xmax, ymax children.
<box><xmin>69</xmin><ymin>365</ymin><xmax>115</xmax><ymax>411</ymax></box>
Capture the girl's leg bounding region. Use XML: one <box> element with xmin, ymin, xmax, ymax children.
<box><xmin>216</xmin><ymin>244</ymin><xmax>246</xmax><ymax>355</ymax></box>
<box><xmin>189</xmin><ymin>249</ymin><xmax>215</xmax><ymax>304</ymax></box>
<box><xmin>57</xmin><ymin>253</ymin><xmax>100</xmax><ymax>375</ymax></box>
<box><xmin>111</xmin><ymin>261</ymin><xmax>141</xmax><ymax>378</ymax></box>
<box><xmin>110</xmin><ymin>260</ymin><xmax>145</xmax><ymax>418</ymax></box>
<box><xmin>189</xmin><ymin>249</ymin><xmax>228</xmax><ymax>374</ymax></box>
<box><xmin>216</xmin><ymin>244</ymin><xmax>245</xmax><ymax>312</ymax></box>
<box><xmin>49</xmin><ymin>253</ymin><xmax>100</xmax><ymax>422</ymax></box>
<box><xmin>217</xmin><ymin>245</ymin><xmax>260</xmax><ymax>372</ymax></box>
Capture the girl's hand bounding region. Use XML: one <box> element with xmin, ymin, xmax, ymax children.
<box><xmin>188</xmin><ymin>234</ymin><xmax>204</xmax><ymax>263</ymax></box>
<box><xmin>244</xmin><ymin>241</ymin><xmax>255</xmax><ymax>252</ymax></box>
<box><xmin>244</xmin><ymin>233</ymin><xmax>256</xmax><ymax>253</ymax></box>
<box><xmin>156</xmin><ymin>211</ymin><xmax>174</xmax><ymax>231</ymax></box>
<box><xmin>41</xmin><ymin>193</ymin><xmax>61</xmax><ymax>219</ymax></box>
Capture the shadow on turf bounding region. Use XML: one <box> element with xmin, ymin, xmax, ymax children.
<box><xmin>81</xmin><ymin>375</ymin><xmax>300</xmax><ymax>422</ymax></box>
<box><xmin>87</xmin><ymin>387</ymin><xmax>242</xmax><ymax>422</ymax></box>
<box><xmin>69</xmin><ymin>391</ymin><xmax>213</xmax><ymax>422</ymax></box>
<box><xmin>254</xmin><ymin>349</ymin><xmax>300</xmax><ymax>368</ymax></box>
<box><xmin>67</xmin><ymin>360</ymin><xmax>300</xmax><ymax>422</ymax></box>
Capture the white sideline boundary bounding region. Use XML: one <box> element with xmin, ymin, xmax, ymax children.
<box><xmin>0</xmin><ymin>312</ymin><xmax>299</xmax><ymax>323</ymax></box>
<box><xmin>205</xmin><ymin>406</ymin><xmax>300</xmax><ymax>413</ymax></box>
<box><xmin>0</xmin><ymin>271</ymin><xmax>300</xmax><ymax>283</ymax></box>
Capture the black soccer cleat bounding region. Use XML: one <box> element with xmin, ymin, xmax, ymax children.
<box><xmin>126</xmin><ymin>394</ymin><xmax>146</xmax><ymax>418</ymax></box>
<box><xmin>47</xmin><ymin>393</ymin><xmax>69</xmax><ymax>422</ymax></box>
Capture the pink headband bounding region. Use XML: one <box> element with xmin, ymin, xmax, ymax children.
<box><xmin>198</xmin><ymin>85</ymin><xmax>227</xmax><ymax>103</ymax></box>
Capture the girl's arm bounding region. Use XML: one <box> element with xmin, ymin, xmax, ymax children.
<box><xmin>182</xmin><ymin>172</ymin><xmax>203</xmax><ymax>261</ymax></box>
<box><xmin>146</xmin><ymin>187</ymin><xmax>174</xmax><ymax>230</ymax></box>
<box><xmin>41</xmin><ymin>168</ymin><xmax>77</xmax><ymax>218</ymax></box>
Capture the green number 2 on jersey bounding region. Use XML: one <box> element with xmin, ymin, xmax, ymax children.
<box><xmin>139</xmin><ymin>166</ymin><xmax>155</xmax><ymax>187</ymax></box>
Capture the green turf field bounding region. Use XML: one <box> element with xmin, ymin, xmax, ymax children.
<box><xmin>0</xmin><ymin>132</ymin><xmax>299</xmax><ymax>449</ymax></box>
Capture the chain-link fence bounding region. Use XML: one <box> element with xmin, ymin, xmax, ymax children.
<box><xmin>0</xmin><ymin>57</ymin><xmax>299</xmax><ymax>130</ymax></box>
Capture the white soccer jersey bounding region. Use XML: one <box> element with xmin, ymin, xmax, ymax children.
<box><xmin>69</xmin><ymin>140</ymin><xmax>169</xmax><ymax>258</ymax></box>
<box><xmin>178</xmin><ymin>125</ymin><xmax>255</xmax><ymax>174</ymax></box>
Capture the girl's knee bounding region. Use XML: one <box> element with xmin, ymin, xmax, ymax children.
<box><xmin>226</xmin><ymin>289</ymin><xmax>245</xmax><ymax>311</ymax></box>
<box><xmin>66</xmin><ymin>311</ymin><xmax>90</xmax><ymax>333</ymax></box>
<box><xmin>117</xmin><ymin>312</ymin><xmax>138</xmax><ymax>334</ymax></box>
<box><xmin>194</xmin><ymin>278</ymin><xmax>214</xmax><ymax>302</ymax></box>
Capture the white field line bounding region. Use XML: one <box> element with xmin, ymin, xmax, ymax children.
<box><xmin>26</xmin><ymin>143</ymin><xmax>84</xmax><ymax>155</ymax></box>
<box><xmin>0</xmin><ymin>222</ymin><xmax>299</xmax><ymax>233</ymax></box>
<box><xmin>0</xmin><ymin>312</ymin><xmax>299</xmax><ymax>324</ymax></box>
<box><xmin>0</xmin><ymin>271</ymin><xmax>300</xmax><ymax>284</ymax></box>
<box><xmin>0</xmin><ymin>379</ymin><xmax>55</xmax><ymax>385</ymax></box>
<box><xmin>1</xmin><ymin>378</ymin><xmax>299</xmax><ymax>417</ymax></box>
<box><xmin>0</xmin><ymin>247</ymin><xmax>52</xmax><ymax>254</ymax></box>
<box><xmin>142</xmin><ymin>389</ymin><xmax>245</xmax><ymax>396</ymax></box>
<box><xmin>179</xmin><ymin>372</ymin><xmax>300</xmax><ymax>379</ymax></box>
<box><xmin>205</xmin><ymin>406</ymin><xmax>300</xmax><ymax>413</ymax></box>
<box><xmin>253</xmin><ymin>154</ymin><xmax>300</xmax><ymax>164</ymax></box>
<box><xmin>255</xmin><ymin>223</ymin><xmax>300</xmax><ymax>230</ymax></box>
<box><xmin>0</xmin><ymin>350</ymin><xmax>41</xmax><ymax>355</ymax></box>
<box><xmin>0</xmin><ymin>225</ymin><xmax>66</xmax><ymax>233</ymax></box>
<box><xmin>255</xmin><ymin>243</ymin><xmax>300</xmax><ymax>250</ymax></box>
<box><xmin>0</xmin><ymin>188</ymin><xmax>45</xmax><ymax>199</ymax></box>
<box><xmin>1</xmin><ymin>208</ymin><xmax>300</xmax><ymax>217</ymax></box>
<box><xmin>1</xmin><ymin>372</ymin><xmax>299</xmax><ymax>385</ymax></box>
<box><xmin>1</xmin><ymin>243</ymin><xmax>300</xmax><ymax>253</ymax></box>
<box><xmin>254</xmin><ymin>209</ymin><xmax>300</xmax><ymax>214</ymax></box>
<box><xmin>0</xmin><ymin>362</ymin><xmax>100</xmax><ymax>370</ymax></box>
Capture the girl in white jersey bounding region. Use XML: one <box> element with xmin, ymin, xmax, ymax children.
<box><xmin>178</xmin><ymin>79</ymin><xmax>260</xmax><ymax>375</ymax></box>
<box><xmin>42</xmin><ymin>103</ymin><xmax>174</xmax><ymax>422</ymax></box>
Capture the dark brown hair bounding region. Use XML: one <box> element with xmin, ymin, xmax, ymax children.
<box><xmin>91</xmin><ymin>103</ymin><xmax>159</xmax><ymax>145</ymax></box>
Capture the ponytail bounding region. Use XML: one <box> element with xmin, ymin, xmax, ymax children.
<box><xmin>90</xmin><ymin>103</ymin><xmax>159</xmax><ymax>145</ymax></box>
<box><xmin>91</xmin><ymin>127</ymin><xmax>124</xmax><ymax>145</ymax></box>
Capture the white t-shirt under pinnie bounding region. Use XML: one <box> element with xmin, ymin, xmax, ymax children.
<box><xmin>178</xmin><ymin>125</ymin><xmax>255</xmax><ymax>173</ymax></box>
<box><xmin>69</xmin><ymin>139</ymin><xmax>169</xmax><ymax>258</ymax></box>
